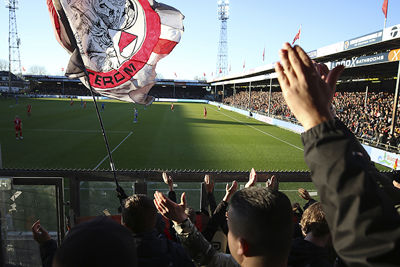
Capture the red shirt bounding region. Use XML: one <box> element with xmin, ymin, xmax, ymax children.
<box><xmin>27</xmin><ymin>104</ymin><xmax>32</xmax><ymax>112</ymax></box>
<box><xmin>14</xmin><ymin>118</ymin><xmax>22</xmax><ymax>128</ymax></box>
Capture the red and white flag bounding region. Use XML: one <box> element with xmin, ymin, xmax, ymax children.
<box><xmin>382</xmin><ymin>0</ymin><xmax>388</xmax><ymax>19</ymax></box>
<box><xmin>203</xmin><ymin>72</ymin><xmax>206</xmax><ymax>77</ymax></box>
<box><xmin>22</xmin><ymin>66</ymin><xmax>26</xmax><ymax>72</ymax></box>
<box><xmin>243</xmin><ymin>60</ymin><xmax>246</xmax><ymax>70</ymax></box>
<box><xmin>262</xmin><ymin>47</ymin><xmax>265</xmax><ymax>62</ymax></box>
<box><xmin>292</xmin><ymin>25</ymin><xmax>301</xmax><ymax>45</ymax></box>
<box><xmin>47</xmin><ymin>0</ymin><xmax>184</xmax><ymax>105</ymax></box>
<box><xmin>174</xmin><ymin>72</ymin><xmax>178</xmax><ymax>78</ymax></box>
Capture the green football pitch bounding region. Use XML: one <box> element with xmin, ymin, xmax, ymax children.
<box><xmin>1</xmin><ymin>97</ymin><xmax>308</xmax><ymax>170</ymax></box>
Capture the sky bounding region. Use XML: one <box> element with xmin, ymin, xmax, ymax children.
<box><xmin>0</xmin><ymin>0</ymin><xmax>399</xmax><ymax>80</ymax></box>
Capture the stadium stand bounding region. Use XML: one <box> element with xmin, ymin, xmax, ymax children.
<box><xmin>216</xmin><ymin>25</ymin><xmax>400</xmax><ymax>152</ymax></box>
<box><xmin>21</xmin><ymin>75</ymin><xmax>211</xmax><ymax>99</ymax></box>
<box><xmin>223</xmin><ymin>90</ymin><xmax>400</xmax><ymax>151</ymax></box>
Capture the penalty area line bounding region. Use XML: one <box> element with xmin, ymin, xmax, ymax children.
<box><xmin>211</xmin><ymin>107</ymin><xmax>303</xmax><ymax>151</ymax></box>
<box><xmin>93</xmin><ymin>131</ymin><xmax>133</xmax><ymax>170</ymax></box>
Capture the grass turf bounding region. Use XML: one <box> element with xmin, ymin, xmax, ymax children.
<box><xmin>1</xmin><ymin>97</ymin><xmax>308</xmax><ymax>171</ymax></box>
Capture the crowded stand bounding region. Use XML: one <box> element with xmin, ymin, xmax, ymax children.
<box><xmin>224</xmin><ymin>90</ymin><xmax>400</xmax><ymax>152</ymax></box>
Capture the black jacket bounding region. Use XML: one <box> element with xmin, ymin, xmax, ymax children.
<box><xmin>202</xmin><ymin>200</ymin><xmax>229</xmax><ymax>241</ymax></box>
<box><xmin>134</xmin><ymin>230</ymin><xmax>194</xmax><ymax>267</ymax></box>
<box><xmin>288</xmin><ymin>238</ymin><xmax>333</xmax><ymax>267</ymax></box>
<box><xmin>40</xmin><ymin>239</ymin><xmax>57</xmax><ymax>267</ymax></box>
<box><xmin>302</xmin><ymin>119</ymin><xmax>400</xmax><ymax>267</ymax></box>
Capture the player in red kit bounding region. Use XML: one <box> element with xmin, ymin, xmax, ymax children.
<box><xmin>203</xmin><ymin>106</ymin><xmax>207</xmax><ymax>119</ymax></box>
<box><xmin>171</xmin><ymin>103</ymin><xmax>174</xmax><ymax>111</ymax></box>
<box><xmin>27</xmin><ymin>104</ymin><xmax>32</xmax><ymax>116</ymax></box>
<box><xmin>14</xmin><ymin>116</ymin><xmax>23</xmax><ymax>140</ymax></box>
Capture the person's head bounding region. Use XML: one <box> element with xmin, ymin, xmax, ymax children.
<box><xmin>53</xmin><ymin>216</ymin><xmax>137</xmax><ymax>267</ymax></box>
<box><xmin>300</xmin><ymin>202</ymin><xmax>329</xmax><ymax>238</ymax></box>
<box><xmin>122</xmin><ymin>194</ymin><xmax>157</xmax><ymax>234</ymax></box>
<box><xmin>227</xmin><ymin>187</ymin><xmax>293</xmax><ymax>265</ymax></box>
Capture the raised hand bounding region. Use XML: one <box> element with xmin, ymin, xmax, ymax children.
<box><xmin>32</xmin><ymin>220</ymin><xmax>51</xmax><ymax>244</ymax></box>
<box><xmin>266</xmin><ymin>175</ymin><xmax>279</xmax><ymax>191</ymax></box>
<box><xmin>298</xmin><ymin>188</ymin><xmax>312</xmax><ymax>200</ymax></box>
<box><xmin>292</xmin><ymin>202</ymin><xmax>301</xmax><ymax>212</ymax></box>
<box><xmin>162</xmin><ymin>172</ymin><xmax>174</xmax><ymax>191</ymax></box>
<box><xmin>204</xmin><ymin>174</ymin><xmax>214</xmax><ymax>193</ymax></box>
<box><xmin>223</xmin><ymin>180</ymin><xmax>238</xmax><ymax>202</ymax></box>
<box><xmin>275</xmin><ymin>43</ymin><xmax>344</xmax><ymax>131</ymax></box>
<box><xmin>245</xmin><ymin>168</ymin><xmax>257</xmax><ymax>188</ymax></box>
<box><xmin>153</xmin><ymin>191</ymin><xmax>188</xmax><ymax>224</ymax></box>
<box><xmin>393</xmin><ymin>180</ymin><xmax>400</xmax><ymax>190</ymax></box>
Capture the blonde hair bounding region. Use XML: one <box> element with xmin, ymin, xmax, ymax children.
<box><xmin>300</xmin><ymin>202</ymin><xmax>329</xmax><ymax>237</ymax></box>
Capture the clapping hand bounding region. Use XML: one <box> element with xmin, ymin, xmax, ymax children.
<box><xmin>154</xmin><ymin>191</ymin><xmax>188</xmax><ymax>224</ymax></box>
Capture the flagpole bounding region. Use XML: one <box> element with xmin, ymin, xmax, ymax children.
<box><xmin>84</xmin><ymin>75</ymin><xmax>128</xmax><ymax>211</ymax></box>
<box><xmin>384</xmin><ymin>17</ymin><xmax>387</xmax><ymax>29</ymax></box>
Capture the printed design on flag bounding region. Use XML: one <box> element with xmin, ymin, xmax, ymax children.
<box><xmin>62</xmin><ymin>0</ymin><xmax>160</xmax><ymax>89</ymax></box>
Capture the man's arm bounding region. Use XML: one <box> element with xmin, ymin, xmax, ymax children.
<box><xmin>163</xmin><ymin>172</ymin><xmax>177</xmax><ymax>203</ymax></box>
<box><xmin>32</xmin><ymin>220</ymin><xmax>57</xmax><ymax>267</ymax></box>
<box><xmin>202</xmin><ymin>181</ymin><xmax>237</xmax><ymax>241</ymax></box>
<box><xmin>302</xmin><ymin>119</ymin><xmax>400</xmax><ymax>266</ymax></box>
<box><xmin>275</xmin><ymin>43</ymin><xmax>400</xmax><ymax>266</ymax></box>
<box><xmin>204</xmin><ymin>174</ymin><xmax>217</xmax><ymax>213</ymax></box>
<box><xmin>153</xmin><ymin>191</ymin><xmax>239</xmax><ymax>267</ymax></box>
<box><xmin>298</xmin><ymin>188</ymin><xmax>316</xmax><ymax>210</ymax></box>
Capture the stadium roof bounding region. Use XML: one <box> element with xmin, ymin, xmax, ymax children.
<box><xmin>22</xmin><ymin>74</ymin><xmax>208</xmax><ymax>87</ymax></box>
<box><xmin>210</xmin><ymin>24</ymin><xmax>400</xmax><ymax>86</ymax></box>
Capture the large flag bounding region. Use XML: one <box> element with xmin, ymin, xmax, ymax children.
<box><xmin>47</xmin><ymin>0</ymin><xmax>184</xmax><ymax>105</ymax></box>
<box><xmin>292</xmin><ymin>25</ymin><xmax>301</xmax><ymax>45</ymax></box>
<box><xmin>382</xmin><ymin>0</ymin><xmax>388</xmax><ymax>19</ymax></box>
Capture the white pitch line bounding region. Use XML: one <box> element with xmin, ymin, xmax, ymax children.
<box><xmin>93</xmin><ymin>131</ymin><xmax>133</xmax><ymax>170</ymax></box>
<box><xmin>0</xmin><ymin>128</ymin><xmax>131</xmax><ymax>134</ymax></box>
<box><xmin>212</xmin><ymin>107</ymin><xmax>303</xmax><ymax>151</ymax></box>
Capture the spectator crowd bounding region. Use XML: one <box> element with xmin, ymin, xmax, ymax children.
<box><xmin>224</xmin><ymin>90</ymin><xmax>400</xmax><ymax>151</ymax></box>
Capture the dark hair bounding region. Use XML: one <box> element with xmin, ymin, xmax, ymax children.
<box><xmin>122</xmin><ymin>194</ymin><xmax>157</xmax><ymax>233</ymax></box>
<box><xmin>228</xmin><ymin>187</ymin><xmax>293</xmax><ymax>259</ymax></box>
<box><xmin>300</xmin><ymin>202</ymin><xmax>330</xmax><ymax>237</ymax></box>
<box><xmin>54</xmin><ymin>216</ymin><xmax>137</xmax><ymax>267</ymax></box>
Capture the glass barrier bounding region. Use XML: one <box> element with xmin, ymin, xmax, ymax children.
<box><xmin>79</xmin><ymin>181</ymin><xmax>135</xmax><ymax>216</ymax></box>
<box><xmin>1</xmin><ymin>183</ymin><xmax>58</xmax><ymax>267</ymax></box>
<box><xmin>79</xmin><ymin>180</ymin><xmax>318</xmax><ymax>215</ymax></box>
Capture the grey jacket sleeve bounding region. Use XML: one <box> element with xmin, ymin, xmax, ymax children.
<box><xmin>173</xmin><ymin>219</ymin><xmax>239</xmax><ymax>267</ymax></box>
<box><xmin>301</xmin><ymin>119</ymin><xmax>400</xmax><ymax>267</ymax></box>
